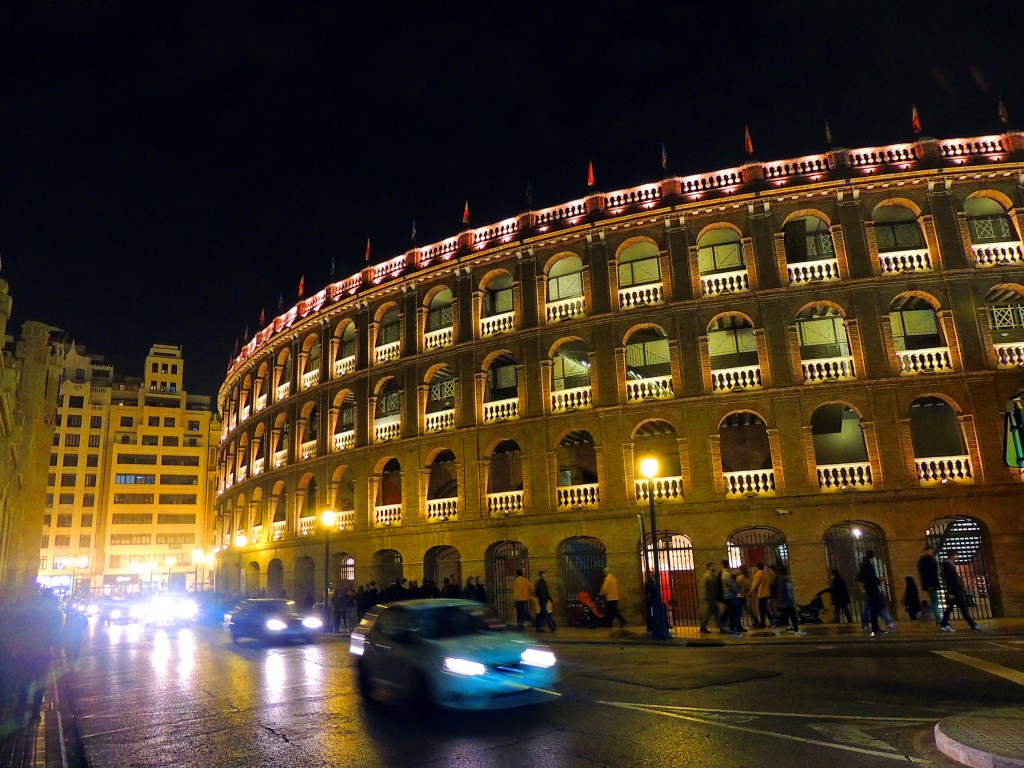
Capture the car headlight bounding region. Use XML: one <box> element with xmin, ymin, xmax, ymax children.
<box><xmin>130</xmin><ymin>606</ymin><xmax>145</xmax><ymax>618</ymax></box>
<box><xmin>444</xmin><ymin>657</ymin><xmax>487</xmax><ymax>676</ymax></box>
<box><xmin>521</xmin><ymin>648</ymin><xmax>556</xmax><ymax>669</ymax></box>
<box><xmin>302</xmin><ymin>617</ymin><xmax>322</xmax><ymax>629</ymax></box>
<box><xmin>110</xmin><ymin>609</ymin><xmax>122</xmax><ymax>620</ymax></box>
<box><xmin>176</xmin><ymin>601</ymin><xmax>198</xmax><ymax>619</ymax></box>
<box><xmin>265</xmin><ymin>619</ymin><xmax>287</xmax><ymax>631</ymax></box>
<box><xmin>349</xmin><ymin>634</ymin><xmax>365</xmax><ymax>656</ymax></box>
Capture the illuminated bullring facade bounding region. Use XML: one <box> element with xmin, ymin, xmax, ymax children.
<box><xmin>215</xmin><ymin>132</ymin><xmax>1024</xmax><ymax>628</ymax></box>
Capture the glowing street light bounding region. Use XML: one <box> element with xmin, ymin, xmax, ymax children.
<box><xmin>165</xmin><ymin>556</ymin><xmax>177</xmax><ymax>591</ymax></box>
<box><xmin>640</xmin><ymin>457</ymin><xmax>671</xmax><ymax>640</ymax></box>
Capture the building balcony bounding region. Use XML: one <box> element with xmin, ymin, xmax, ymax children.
<box><xmin>374</xmin><ymin>414</ymin><xmax>401</xmax><ymax>443</ymax></box>
<box><xmin>423</xmin><ymin>326</ymin><xmax>453</xmax><ymax>351</ymax></box>
<box><xmin>550</xmin><ymin>385</ymin><xmax>593</xmax><ymax>413</ymax></box>
<box><xmin>483</xmin><ymin>397</ymin><xmax>519</xmax><ymax>423</ymax></box>
<box><xmin>625</xmin><ymin>375</ymin><xmax>674</xmax><ymax>402</ymax></box>
<box><xmin>972</xmin><ymin>240</ymin><xmax>1024</xmax><ymax>267</ymax></box>
<box><xmin>634</xmin><ymin>476</ymin><xmax>684</xmax><ymax>503</ymax></box>
<box><xmin>545</xmin><ymin>295</ymin><xmax>585</xmax><ymax>323</ymax></box>
<box><xmin>878</xmin><ymin>248</ymin><xmax>932</xmax><ymax>274</ymax></box>
<box><xmin>251</xmin><ymin>524</ymin><xmax>263</xmax><ymax>544</ymax></box>
<box><xmin>255</xmin><ymin>394</ymin><xmax>267</xmax><ymax>413</ymax></box>
<box><xmin>228</xmin><ymin>415</ymin><xmax>237</xmax><ymax>430</ymax></box>
<box><xmin>239</xmin><ymin>405</ymin><xmax>250</xmax><ymax>422</ymax></box>
<box><xmin>225</xmin><ymin>473</ymin><xmax>234</xmax><ymax>490</ymax></box>
<box><xmin>993</xmin><ymin>341</ymin><xmax>1024</xmax><ymax>368</ymax></box>
<box><xmin>723</xmin><ymin>469</ymin><xmax>776</xmax><ymax>498</ymax></box>
<box><xmin>555</xmin><ymin>483</ymin><xmax>599</xmax><ymax>509</ymax></box>
<box><xmin>334</xmin><ymin>510</ymin><xmax>355</xmax><ymax>530</ymax></box>
<box><xmin>896</xmin><ymin>346</ymin><xmax>953</xmax><ymax>375</ymax></box>
<box><xmin>480</xmin><ymin>310</ymin><xmax>515</xmax><ymax>337</ymax></box>
<box><xmin>374</xmin><ymin>504</ymin><xmax>402</xmax><ymax>527</ymax></box>
<box><xmin>272</xmin><ymin>520</ymin><xmax>286</xmax><ymax>540</ymax></box>
<box><xmin>426</xmin><ymin>498</ymin><xmax>458</xmax><ymax>522</ymax></box>
<box><xmin>618</xmin><ymin>281</ymin><xmax>664</xmax><ymax>310</ymax></box>
<box><xmin>236</xmin><ymin>466</ymin><xmax>247</xmax><ymax>483</ymax></box>
<box><xmin>915</xmin><ymin>455</ymin><xmax>973</xmax><ymax>486</ymax></box>
<box><xmin>700</xmin><ymin>268</ymin><xmax>749</xmax><ymax>297</ymax></box>
<box><xmin>276</xmin><ymin>382</ymin><xmax>291</xmax><ymax>400</ymax></box>
<box><xmin>424</xmin><ymin>408</ymin><xmax>455</xmax><ymax>433</ymax></box>
<box><xmin>332</xmin><ymin>430</ymin><xmax>355</xmax><ymax>451</ymax></box>
<box><xmin>299</xmin><ymin>516</ymin><xmax>315</xmax><ymax>536</ymax></box>
<box><xmin>801</xmin><ymin>355</ymin><xmax>856</xmax><ymax>383</ymax></box>
<box><xmin>334</xmin><ymin>355</ymin><xmax>355</xmax><ymax>378</ymax></box>
<box><xmin>301</xmin><ymin>369</ymin><xmax>320</xmax><ymax>390</ymax></box>
<box><xmin>300</xmin><ymin>439</ymin><xmax>317</xmax><ymax>460</ymax></box>
<box><xmin>711</xmin><ymin>364</ymin><xmax>763</xmax><ymax>392</ymax></box>
<box><xmin>252</xmin><ymin>457</ymin><xmax>265</xmax><ymax>477</ymax></box>
<box><xmin>487</xmin><ymin>490</ymin><xmax>524</xmax><ymax>517</ymax></box>
<box><xmin>273</xmin><ymin>449</ymin><xmax>288</xmax><ymax>469</ymax></box>
<box><xmin>374</xmin><ymin>340</ymin><xmax>400</xmax><ymax>365</ymax></box>
<box><xmin>788</xmin><ymin>258</ymin><xmax>840</xmax><ymax>286</ymax></box>
<box><xmin>816</xmin><ymin>462</ymin><xmax>873</xmax><ymax>491</ymax></box>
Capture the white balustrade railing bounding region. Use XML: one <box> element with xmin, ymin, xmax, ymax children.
<box><xmin>300</xmin><ymin>439</ymin><xmax>317</xmax><ymax>460</ymax></box>
<box><xmin>424</xmin><ymin>408</ymin><xmax>455</xmax><ymax>432</ymax></box>
<box><xmin>788</xmin><ymin>258</ymin><xmax>840</xmax><ymax>285</ymax></box>
<box><xmin>993</xmin><ymin>342</ymin><xmax>1024</xmax><ymax>367</ymax></box>
<box><xmin>878</xmin><ymin>248</ymin><xmax>932</xmax><ymax>274</ymax></box>
<box><xmin>251</xmin><ymin>524</ymin><xmax>263</xmax><ymax>543</ymax></box>
<box><xmin>801</xmin><ymin>356</ymin><xmax>856</xmax><ymax>383</ymax></box>
<box><xmin>723</xmin><ymin>469</ymin><xmax>776</xmax><ymax>497</ymax></box>
<box><xmin>298</xmin><ymin>516</ymin><xmax>316</xmax><ymax>536</ymax></box>
<box><xmin>487</xmin><ymin>490</ymin><xmax>524</xmax><ymax>517</ymax></box>
<box><xmin>426</xmin><ymin>498</ymin><xmax>459</xmax><ymax>522</ymax></box>
<box><xmin>374</xmin><ymin>415</ymin><xmax>401</xmax><ymax>442</ymax></box>
<box><xmin>618</xmin><ymin>282</ymin><xmax>664</xmax><ymax>309</ymax></box>
<box><xmin>480</xmin><ymin>310</ymin><xmax>515</xmax><ymax>337</ymax></box>
<box><xmin>915</xmin><ymin>455</ymin><xmax>973</xmax><ymax>485</ymax></box>
<box><xmin>334</xmin><ymin>355</ymin><xmax>355</xmax><ymax>378</ymax></box>
<box><xmin>550</xmin><ymin>385</ymin><xmax>592</xmax><ymax>413</ymax></box>
<box><xmin>634</xmin><ymin>476</ymin><xmax>684</xmax><ymax>503</ymax></box>
<box><xmin>273</xmin><ymin>449</ymin><xmax>288</xmax><ymax>468</ymax></box>
<box><xmin>333</xmin><ymin>430</ymin><xmax>355</xmax><ymax>451</ymax></box>
<box><xmin>896</xmin><ymin>346</ymin><xmax>953</xmax><ymax>374</ymax></box>
<box><xmin>374</xmin><ymin>504</ymin><xmax>402</xmax><ymax>527</ymax></box>
<box><xmin>972</xmin><ymin>241</ymin><xmax>1024</xmax><ymax>267</ymax></box>
<box><xmin>272</xmin><ymin>520</ymin><xmax>286</xmax><ymax>539</ymax></box>
<box><xmin>225</xmin><ymin>473</ymin><xmax>234</xmax><ymax>490</ymax></box>
<box><xmin>556</xmin><ymin>483</ymin><xmax>599</xmax><ymax>509</ymax></box>
<box><xmin>701</xmin><ymin>268</ymin><xmax>749</xmax><ymax>296</ymax></box>
<box><xmin>302</xmin><ymin>369</ymin><xmax>320</xmax><ymax>389</ymax></box>
<box><xmin>545</xmin><ymin>295</ymin><xmax>585</xmax><ymax>323</ymax></box>
<box><xmin>374</xmin><ymin>340</ymin><xmax>400</xmax><ymax>364</ymax></box>
<box><xmin>252</xmin><ymin>457</ymin><xmax>264</xmax><ymax>477</ymax></box>
<box><xmin>483</xmin><ymin>397</ymin><xmax>519</xmax><ymax>422</ymax></box>
<box><xmin>276</xmin><ymin>382</ymin><xmax>291</xmax><ymax>400</ymax></box>
<box><xmin>625</xmin><ymin>375</ymin><xmax>674</xmax><ymax>402</ymax></box>
<box><xmin>236</xmin><ymin>466</ymin><xmax>247</xmax><ymax>483</ymax></box>
<box><xmin>711</xmin><ymin>364</ymin><xmax>763</xmax><ymax>392</ymax></box>
<box><xmin>816</xmin><ymin>462</ymin><xmax>873</xmax><ymax>491</ymax></box>
<box><xmin>255</xmin><ymin>394</ymin><xmax>267</xmax><ymax>413</ymax></box>
<box><xmin>423</xmin><ymin>327</ymin><xmax>453</xmax><ymax>350</ymax></box>
<box><xmin>239</xmin><ymin>405</ymin><xmax>250</xmax><ymax>422</ymax></box>
<box><xmin>335</xmin><ymin>510</ymin><xmax>355</xmax><ymax>530</ymax></box>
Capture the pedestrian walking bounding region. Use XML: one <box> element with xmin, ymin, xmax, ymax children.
<box><xmin>512</xmin><ymin>569</ymin><xmax>533</xmax><ymax>630</ymax></box>
<box><xmin>750</xmin><ymin>562</ymin><xmax>774</xmax><ymax>628</ymax></box>
<box><xmin>720</xmin><ymin>561</ymin><xmax>745</xmax><ymax>634</ymax></box>
<box><xmin>856</xmin><ymin>550</ymin><xmax>886</xmax><ymax>637</ymax></box>
<box><xmin>698</xmin><ymin>562</ymin><xmax>722</xmax><ymax>634</ymax></box>
<box><xmin>534</xmin><ymin>571</ymin><xmax>556</xmax><ymax>632</ymax></box>
<box><xmin>825</xmin><ymin>569</ymin><xmax>853</xmax><ymax>624</ymax></box>
<box><xmin>473</xmin><ymin>577</ymin><xmax>487</xmax><ymax>604</ymax></box>
<box><xmin>940</xmin><ymin>550</ymin><xmax>980</xmax><ymax>632</ymax></box>
<box><xmin>462</xmin><ymin>577</ymin><xmax>476</xmax><ymax>600</ymax></box>
<box><xmin>917</xmin><ymin>545</ymin><xmax>942</xmax><ymax>626</ymax></box>
<box><xmin>598</xmin><ymin>567</ymin><xmax>627</xmax><ymax>628</ymax></box>
<box><xmin>771</xmin><ymin>564</ymin><xmax>806</xmax><ymax>636</ymax></box>
<box><xmin>903</xmin><ymin>576</ymin><xmax>921</xmax><ymax>621</ymax></box>
<box><xmin>330</xmin><ymin>587</ymin><xmax>344</xmax><ymax>633</ymax></box>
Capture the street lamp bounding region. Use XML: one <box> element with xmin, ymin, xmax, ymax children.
<box><xmin>191</xmin><ymin>548</ymin><xmax>204</xmax><ymax>592</ymax></box>
<box><xmin>321</xmin><ymin>509</ymin><xmax>336</xmax><ymax>632</ymax></box>
<box><xmin>165</xmin><ymin>556</ymin><xmax>177</xmax><ymax>592</ymax></box>
<box><xmin>640</xmin><ymin>457</ymin><xmax>671</xmax><ymax>640</ymax></box>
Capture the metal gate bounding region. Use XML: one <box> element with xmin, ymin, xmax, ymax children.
<box><xmin>823</xmin><ymin>522</ymin><xmax>893</xmax><ymax>620</ymax></box>
<box><xmin>926</xmin><ymin>517</ymin><xmax>993</xmax><ymax>619</ymax></box>
<box><xmin>558</xmin><ymin>537</ymin><xmax>606</xmax><ymax>626</ymax></box>
<box><xmin>373</xmin><ymin>549</ymin><xmax>403</xmax><ymax>589</ymax></box>
<box><xmin>643</xmin><ymin>533</ymin><xmax>699</xmax><ymax>627</ymax></box>
<box><xmin>487</xmin><ymin>541</ymin><xmax>529</xmax><ymax>624</ymax></box>
<box><xmin>728</xmin><ymin>527</ymin><xmax>789</xmax><ymax>572</ymax></box>
<box><xmin>425</xmin><ymin>545</ymin><xmax>462</xmax><ymax>593</ymax></box>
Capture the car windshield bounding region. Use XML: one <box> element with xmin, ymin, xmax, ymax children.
<box><xmin>247</xmin><ymin>600</ymin><xmax>296</xmax><ymax>614</ymax></box>
<box><xmin>420</xmin><ymin>605</ymin><xmax>505</xmax><ymax>639</ymax></box>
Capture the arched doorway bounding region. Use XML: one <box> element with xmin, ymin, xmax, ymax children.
<box><xmin>267</xmin><ymin>559</ymin><xmax>284</xmax><ymax>597</ymax></box>
<box><xmin>486</xmin><ymin>541</ymin><xmax>529</xmax><ymax>624</ymax></box>
<box><xmin>727</xmin><ymin>527</ymin><xmax>789</xmax><ymax>572</ymax></box>
<box><xmin>643</xmin><ymin>533</ymin><xmax>699</xmax><ymax>628</ymax></box>
<box><xmin>294</xmin><ymin>556</ymin><xmax>315</xmax><ymax>607</ymax></box>
<box><xmin>824</xmin><ymin>522</ymin><xmax>893</xmax><ymax>619</ymax></box>
<box><xmin>246</xmin><ymin>562</ymin><xmax>261</xmax><ymax>596</ymax></box>
<box><xmin>558</xmin><ymin>537</ymin><xmax>606</xmax><ymax>626</ymax></box>
<box><xmin>424</xmin><ymin>545</ymin><xmax>462</xmax><ymax>594</ymax></box>
<box><xmin>925</xmin><ymin>517</ymin><xmax>995</xmax><ymax>618</ymax></box>
<box><xmin>372</xmin><ymin>549</ymin><xmax>403</xmax><ymax>590</ymax></box>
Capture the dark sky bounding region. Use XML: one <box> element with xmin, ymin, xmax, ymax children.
<box><xmin>2</xmin><ymin>2</ymin><xmax>1022</xmax><ymax>399</ymax></box>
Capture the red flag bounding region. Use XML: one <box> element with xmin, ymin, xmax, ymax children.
<box><xmin>462</xmin><ymin>201</ymin><xmax>469</xmax><ymax>226</ymax></box>
<box><xmin>365</xmin><ymin>238</ymin><xmax>371</xmax><ymax>263</ymax></box>
<box><xmin>912</xmin><ymin>104</ymin><xmax>922</xmax><ymax>134</ymax></box>
<box><xmin>999</xmin><ymin>99</ymin><xmax>1010</xmax><ymax>126</ymax></box>
<box><xmin>825</xmin><ymin>120</ymin><xmax>833</xmax><ymax>146</ymax></box>
<box><xmin>259</xmin><ymin>308</ymin><xmax>265</xmax><ymax>327</ymax></box>
<box><xmin>744</xmin><ymin>125</ymin><xmax>754</xmax><ymax>156</ymax></box>
<box><xmin>297</xmin><ymin>274</ymin><xmax>304</xmax><ymax>298</ymax></box>
<box><xmin>587</xmin><ymin>160</ymin><xmax>595</xmax><ymax>187</ymax></box>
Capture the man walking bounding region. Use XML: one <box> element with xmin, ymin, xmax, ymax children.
<box><xmin>750</xmin><ymin>562</ymin><xmax>774</xmax><ymax>629</ymax></box>
<box><xmin>598</xmin><ymin>567</ymin><xmax>627</xmax><ymax>628</ymax></box>
<box><xmin>856</xmin><ymin>550</ymin><xmax>887</xmax><ymax>637</ymax></box>
<box><xmin>720</xmin><ymin>560</ymin><xmax>746</xmax><ymax>634</ymax></box>
<box><xmin>940</xmin><ymin>549</ymin><xmax>981</xmax><ymax>632</ymax></box>
<box><xmin>698</xmin><ymin>562</ymin><xmax>721</xmax><ymax>634</ymax></box>
<box><xmin>534</xmin><ymin>571</ymin><xmax>556</xmax><ymax>632</ymax></box>
<box><xmin>512</xmin><ymin>569</ymin><xmax>533</xmax><ymax>630</ymax></box>
<box><xmin>917</xmin><ymin>545</ymin><xmax>941</xmax><ymax>626</ymax></box>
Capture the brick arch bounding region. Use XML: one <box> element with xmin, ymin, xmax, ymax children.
<box><xmin>297</xmin><ymin>472</ymin><xmax>316</xmax><ymax>491</ymax></box>
<box><xmin>809</xmin><ymin>399</ymin><xmax>866</xmax><ymax>421</ymax></box>
<box><xmin>424</xmin><ymin>445</ymin><xmax>458</xmax><ymax>465</ymax></box>
<box><xmin>423</xmin><ymin>283</ymin><xmax>454</xmax><ymax>307</ymax></box>
<box><xmin>481</xmin><ymin>348</ymin><xmax>516</xmax><ymax>370</ymax></box>
<box><xmin>542</xmin><ymin>250</ymin><xmax>583</xmax><ymax>275</ymax></box>
<box><xmin>716</xmin><ymin>408</ymin><xmax>771</xmax><ymax>430</ymax></box>
<box><xmin>780</xmin><ymin>208</ymin><xmax>833</xmax><ymax>228</ymax></box>
<box><xmin>478</xmin><ymin>267</ymin><xmax>514</xmax><ymax>291</ymax></box>
<box><xmin>695</xmin><ymin>221</ymin><xmax>743</xmax><ymax>243</ymax></box>
<box><xmin>299</xmin><ymin>399</ymin><xmax>317</xmax><ymax>420</ymax></box>
<box><xmin>372</xmin><ymin>375</ymin><xmax>401</xmax><ymax>396</ymax></box>
<box><xmin>614</xmin><ymin>235</ymin><xmax>659</xmax><ymax>260</ymax></box>
<box><xmin>423</xmin><ymin>362</ymin><xmax>455</xmax><ymax>382</ymax></box>
<box><xmin>275</xmin><ymin>346</ymin><xmax>291</xmax><ymax>367</ymax></box>
<box><xmin>706</xmin><ymin>310</ymin><xmax>755</xmax><ymax>332</ymax></box>
<box><xmin>300</xmin><ymin>331</ymin><xmax>319</xmax><ymax>355</ymax></box>
<box><xmin>372</xmin><ymin>455</ymin><xmax>401</xmax><ymax>474</ymax></box>
<box><xmin>983</xmin><ymin>282</ymin><xmax>1024</xmax><ymax>301</ymax></box>
<box><xmin>887</xmin><ymin>290</ymin><xmax>942</xmax><ymax>312</ymax></box>
<box><xmin>374</xmin><ymin>300</ymin><xmax>400</xmax><ymax>324</ymax></box>
<box><xmin>910</xmin><ymin>392</ymin><xmax>964</xmax><ymax>413</ymax></box>
<box><xmin>546</xmin><ymin>335</ymin><xmax>589</xmax><ymax>359</ymax></box>
<box><xmin>966</xmin><ymin>188</ymin><xmax>1014</xmax><ymax>211</ymax></box>
<box><xmin>483</xmin><ymin>436</ymin><xmax>522</xmax><ymax>456</ymax></box>
<box><xmin>332</xmin><ymin>387</ymin><xmax>355</xmax><ymax>407</ymax></box>
<box><xmin>630</xmin><ymin>418</ymin><xmax>679</xmax><ymax>439</ymax></box>
<box><xmin>622</xmin><ymin>322</ymin><xmax>669</xmax><ymax>346</ymax></box>
<box><xmin>795</xmin><ymin>299</ymin><xmax>848</xmax><ymax>319</ymax></box>
<box><xmin>871</xmin><ymin>197</ymin><xmax>922</xmax><ymax>218</ymax></box>
<box><xmin>332</xmin><ymin>316</ymin><xmax>356</xmax><ymax>339</ymax></box>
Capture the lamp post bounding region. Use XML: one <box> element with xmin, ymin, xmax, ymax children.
<box><xmin>72</xmin><ymin>555</ymin><xmax>89</xmax><ymax>596</ymax></box>
<box><xmin>640</xmin><ymin>457</ymin><xmax>671</xmax><ymax>640</ymax></box>
<box><xmin>191</xmin><ymin>548</ymin><xmax>204</xmax><ymax>592</ymax></box>
<box><xmin>321</xmin><ymin>510</ymin><xmax>336</xmax><ymax>633</ymax></box>
<box><xmin>165</xmin><ymin>556</ymin><xmax>177</xmax><ymax>592</ymax></box>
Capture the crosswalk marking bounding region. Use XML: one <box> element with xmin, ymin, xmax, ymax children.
<box><xmin>934</xmin><ymin>650</ymin><xmax>1024</xmax><ymax>686</ymax></box>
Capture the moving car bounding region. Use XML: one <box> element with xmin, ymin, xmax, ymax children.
<box><xmin>351</xmin><ymin>599</ymin><xmax>559</xmax><ymax>710</ymax></box>
<box><xmin>142</xmin><ymin>593</ymin><xmax>199</xmax><ymax>627</ymax></box>
<box><xmin>226</xmin><ymin>598</ymin><xmax>322</xmax><ymax>644</ymax></box>
<box><xmin>99</xmin><ymin>597</ymin><xmax>147</xmax><ymax>626</ymax></box>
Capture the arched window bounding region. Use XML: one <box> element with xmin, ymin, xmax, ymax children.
<box><xmin>618</xmin><ymin>241</ymin><xmax>661</xmax><ymax>288</ymax></box>
<box><xmin>811</xmin><ymin>404</ymin><xmax>872</xmax><ymax>490</ymax></box>
<box><xmin>486</xmin><ymin>439</ymin><xmax>524</xmax><ymax>516</ymax></box>
<box><xmin>698</xmin><ymin>228</ymin><xmax>744</xmax><ymax>273</ymax></box>
<box><xmin>551</xmin><ymin>340</ymin><xmax>592</xmax><ymax>412</ymax></box>
<box><xmin>873</xmin><ymin>204</ymin><xmax>923</xmax><ymax>252</ymax></box>
<box><xmin>425</xmin><ymin>288</ymin><xmax>454</xmax><ymax>350</ymax></box>
<box><xmin>784</xmin><ymin>214</ymin><xmax>835</xmax><ymax>263</ymax></box>
<box><xmin>985</xmin><ymin>285</ymin><xmax>1024</xmax><ymax>366</ymax></box>
<box><xmin>375</xmin><ymin>306</ymin><xmax>401</xmax><ymax>364</ymax></box>
<box><xmin>889</xmin><ymin>295</ymin><xmax>951</xmax><ymax>374</ymax></box>
<box><xmin>625</xmin><ymin>328</ymin><xmax>673</xmax><ymax>401</ymax></box>
<box><xmin>548</xmin><ymin>255</ymin><xmax>584</xmax><ymax>301</ymax></box>
<box><xmin>909</xmin><ymin>397</ymin><xmax>972</xmax><ymax>484</ymax></box>
<box><xmin>797</xmin><ymin>305</ymin><xmax>855</xmax><ymax>382</ymax></box>
<box><xmin>719</xmin><ymin>412</ymin><xmax>775</xmax><ymax>496</ymax></box>
<box><xmin>481</xmin><ymin>272</ymin><xmax>515</xmax><ymax>336</ymax></box>
<box><xmin>425</xmin><ymin>369</ymin><xmax>456</xmax><ymax>432</ymax></box>
<box><xmin>336</xmin><ymin>322</ymin><xmax>357</xmax><ymax>376</ymax></box>
<box><xmin>555</xmin><ymin>431</ymin><xmax>599</xmax><ymax>508</ymax></box>
<box><xmin>708</xmin><ymin>315</ymin><xmax>761</xmax><ymax>391</ymax></box>
<box><xmin>965</xmin><ymin>196</ymin><xmax>1018</xmax><ymax>244</ymax></box>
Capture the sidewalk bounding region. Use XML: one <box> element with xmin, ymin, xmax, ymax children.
<box><xmin>0</xmin><ymin>662</ymin><xmax>74</xmax><ymax>768</ymax></box>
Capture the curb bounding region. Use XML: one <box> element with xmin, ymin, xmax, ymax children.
<box><xmin>934</xmin><ymin>709</ymin><xmax>1024</xmax><ymax>768</ymax></box>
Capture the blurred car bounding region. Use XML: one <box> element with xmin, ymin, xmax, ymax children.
<box><xmin>99</xmin><ymin>597</ymin><xmax>147</xmax><ymax>625</ymax></box>
<box><xmin>226</xmin><ymin>599</ymin><xmax>322</xmax><ymax>644</ymax></box>
<box><xmin>351</xmin><ymin>599</ymin><xmax>559</xmax><ymax>710</ymax></box>
<box><xmin>142</xmin><ymin>593</ymin><xmax>199</xmax><ymax>627</ymax></box>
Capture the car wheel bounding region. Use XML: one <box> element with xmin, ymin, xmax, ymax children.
<box><xmin>357</xmin><ymin>659</ymin><xmax>374</xmax><ymax>700</ymax></box>
<box><xmin>411</xmin><ymin>671</ymin><xmax>435</xmax><ymax>709</ymax></box>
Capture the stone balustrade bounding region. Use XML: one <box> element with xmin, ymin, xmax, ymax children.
<box><xmin>426</xmin><ymin>498</ymin><xmax>459</xmax><ymax>522</ymax></box>
<box><xmin>424</xmin><ymin>408</ymin><xmax>455</xmax><ymax>433</ymax></box>
<box><xmin>545</xmin><ymin>295</ymin><xmax>585</xmax><ymax>323</ymax></box>
<box><xmin>302</xmin><ymin>369</ymin><xmax>320</xmax><ymax>389</ymax></box>
<box><xmin>374</xmin><ymin>415</ymin><xmax>401</xmax><ymax>442</ymax></box>
<box><xmin>878</xmin><ymin>248</ymin><xmax>932</xmax><ymax>274</ymax></box>
<box><xmin>618</xmin><ymin>282</ymin><xmax>664</xmax><ymax>309</ymax></box>
<box><xmin>550</xmin><ymin>385</ymin><xmax>593</xmax><ymax>413</ymax></box>
<box><xmin>993</xmin><ymin>342</ymin><xmax>1024</xmax><ymax>368</ymax></box>
<box><xmin>374</xmin><ymin>504</ymin><xmax>402</xmax><ymax>527</ymax></box>
<box><xmin>334</xmin><ymin>355</ymin><xmax>355</xmax><ymax>377</ymax></box>
<box><xmin>634</xmin><ymin>476</ymin><xmax>684</xmax><ymax>503</ymax></box>
<box><xmin>625</xmin><ymin>375</ymin><xmax>674</xmax><ymax>402</ymax></box>
<box><xmin>299</xmin><ymin>516</ymin><xmax>315</xmax><ymax>536</ymax></box>
<box><xmin>480</xmin><ymin>310</ymin><xmax>515</xmax><ymax>337</ymax></box>
<box><xmin>915</xmin><ymin>455</ymin><xmax>973</xmax><ymax>486</ymax></box>
<box><xmin>300</xmin><ymin>439</ymin><xmax>317</xmax><ymax>460</ymax></box>
<box><xmin>556</xmin><ymin>483</ymin><xmax>599</xmax><ymax>509</ymax></box>
<box><xmin>483</xmin><ymin>397</ymin><xmax>519</xmax><ymax>422</ymax></box>
<box><xmin>801</xmin><ymin>356</ymin><xmax>856</xmax><ymax>383</ymax></box>
<box><xmin>816</xmin><ymin>462</ymin><xmax>873</xmax><ymax>491</ymax></box>
<box><xmin>423</xmin><ymin>327</ymin><xmax>453</xmax><ymax>350</ymax></box>
<box><xmin>374</xmin><ymin>340</ymin><xmax>400</xmax><ymax>365</ymax></box>
<box><xmin>711</xmin><ymin>364</ymin><xmax>762</xmax><ymax>392</ymax></box>
<box><xmin>723</xmin><ymin>469</ymin><xmax>776</xmax><ymax>498</ymax></box>
<box><xmin>272</xmin><ymin>520</ymin><xmax>286</xmax><ymax>539</ymax></box>
<box><xmin>788</xmin><ymin>258</ymin><xmax>840</xmax><ymax>285</ymax></box>
<box><xmin>332</xmin><ymin>430</ymin><xmax>355</xmax><ymax>451</ymax></box>
<box><xmin>487</xmin><ymin>490</ymin><xmax>524</xmax><ymax>517</ymax></box>
<box><xmin>273</xmin><ymin>449</ymin><xmax>287</xmax><ymax>468</ymax></box>
<box><xmin>973</xmin><ymin>241</ymin><xmax>1024</xmax><ymax>267</ymax></box>
<box><xmin>252</xmin><ymin>457</ymin><xmax>264</xmax><ymax>476</ymax></box>
<box><xmin>276</xmin><ymin>381</ymin><xmax>291</xmax><ymax>400</ymax></box>
<box><xmin>896</xmin><ymin>346</ymin><xmax>952</xmax><ymax>375</ymax></box>
<box><xmin>701</xmin><ymin>268</ymin><xmax>749</xmax><ymax>296</ymax></box>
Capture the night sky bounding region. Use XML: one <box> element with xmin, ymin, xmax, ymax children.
<box><xmin>2</xmin><ymin>2</ymin><xmax>1022</xmax><ymax>399</ymax></box>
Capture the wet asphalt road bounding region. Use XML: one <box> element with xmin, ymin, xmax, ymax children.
<box><xmin>63</xmin><ymin>620</ymin><xmax>1024</xmax><ymax>768</ymax></box>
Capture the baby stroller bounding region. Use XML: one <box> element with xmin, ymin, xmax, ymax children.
<box><xmin>797</xmin><ymin>590</ymin><xmax>826</xmax><ymax>624</ymax></box>
<box><xmin>576</xmin><ymin>591</ymin><xmax>606</xmax><ymax>628</ymax></box>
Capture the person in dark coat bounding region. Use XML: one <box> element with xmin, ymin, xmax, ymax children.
<box><xmin>533</xmin><ymin>571</ymin><xmax>556</xmax><ymax>632</ymax></box>
<box><xmin>940</xmin><ymin>549</ymin><xmax>980</xmax><ymax>632</ymax></box>
<box><xmin>917</xmin><ymin>545</ymin><xmax>942</xmax><ymax>626</ymax></box>
<box><xmin>826</xmin><ymin>569</ymin><xmax>853</xmax><ymax>624</ymax></box>
<box><xmin>856</xmin><ymin>550</ymin><xmax>886</xmax><ymax>637</ymax></box>
<box><xmin>903</xmin><ymin>576</ymin><xmax>921</xmax><ymax>621</ymax></box>
<box><xmin>473</xmin><ymin>577</ymin><xmax>487</xmax><ymax>604</ymax></box>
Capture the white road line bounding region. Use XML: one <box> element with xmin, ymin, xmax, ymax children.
<box><xmin>600</xmin><ymin>704</ymin><xmax>929</xmax><ymax>723</ymax></box>
<box><xmin>599</xmin><ymin>701</ymin><xmax>929</xmax><ymax>763</ymax></box>
<box><xmin>934</xmin><ymin>650</ymin><xmax>1024</xmax><ymax>686</ymax></box>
